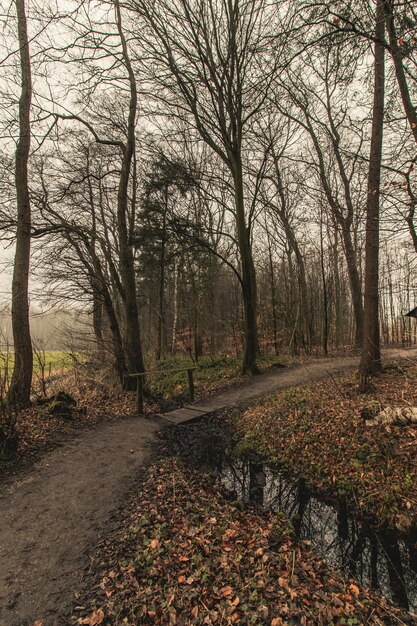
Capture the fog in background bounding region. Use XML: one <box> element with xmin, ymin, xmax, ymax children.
<box><xmin>0</xmin><ymin>306</ymin><xmax>91</xmax><ymax>351</ymax></box>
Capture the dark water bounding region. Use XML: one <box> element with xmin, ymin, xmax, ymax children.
<box><xmin>164</xmin><ymin>423</ymin><xmax>417</xmax><ymax>611</ymax></box>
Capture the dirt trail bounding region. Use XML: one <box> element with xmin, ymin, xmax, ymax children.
<box><xmin>0</xmin><ymin>347</ymin><xmax>416</xmax><ymax>626</ymax></box>
<box><xmin>187</xmin><ymin>346</ymin><xmax>417</xmax><ymax>412</ymax></box>
<box><xmin>0</xmin><ymin>419</ymin><xmax>158</xmax><ymax>626</ymax></box>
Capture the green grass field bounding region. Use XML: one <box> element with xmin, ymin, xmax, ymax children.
<box><xmin>0</xmin><ymin>351</ymin><xmax>80</xmax><ymax>378</ymax></box>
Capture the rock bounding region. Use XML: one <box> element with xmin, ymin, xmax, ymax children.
<box><xmin>364</xmin><ymin>405</ymin><xmax>417</xmax><ymax>427</ymax></box>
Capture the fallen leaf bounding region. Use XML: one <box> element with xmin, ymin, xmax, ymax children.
<box><xmin>220</xmin><ymin>585</ymin><xmax>233</xmax><ymax>597</ymax></box>
<box><xmin>80</xmin><ymin>608</ymin><xmax>104</xmax><ymax>625</ymax></box>
<box><xmin>150</xmin><ymin>539</ymin><xmax>159</xmax><ymax>549</ymax></box>
<box><xmin>349</xmin><ymin>583</ymin><xmax>360</xmax><ymax>596</ymax></box>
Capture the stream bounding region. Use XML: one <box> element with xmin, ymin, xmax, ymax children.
<box><xmin>158</xmin><ymin>418</ymin><xmax>417</xmax><ymax>611</ymax></box>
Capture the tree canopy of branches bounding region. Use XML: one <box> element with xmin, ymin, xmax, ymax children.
<box><xmin>1</xmin><ymin>0</ymin><xmax>417</xmax><ymax>395</ymax></box>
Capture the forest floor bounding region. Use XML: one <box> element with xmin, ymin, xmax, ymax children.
<box><xmin>233</xmin><ymin>359</ymin><xmax>417</xmax><ymax>532</ymax></box>
<box><xmin>0</xmin><ymin>348</ymin><xmax>417</xmax><ymax>625</ymax></box>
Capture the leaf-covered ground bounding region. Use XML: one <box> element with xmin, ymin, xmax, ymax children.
<box><xmin>70</xmin><ymin>458</ymin><xmax>412</xmax><ymax>626</ymax></box>
<box><xmin>234</xmin><ymin>363</ymin><xmax>417</xmax><ymax>531</ymax></box>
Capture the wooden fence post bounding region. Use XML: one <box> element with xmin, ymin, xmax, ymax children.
<box><xmin>137</xmin><ymin>376</ymin><xmax>144</xmax><ymax>415</ymax></box>
<box><xmin>187</xmin><ymin>368</ymin><xmax>195</xmax><ymax>403</ymax></box>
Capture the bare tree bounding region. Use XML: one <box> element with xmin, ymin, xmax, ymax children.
<box><xmin>114</xmin><ymin>0</ymin><xmax>145</xmax><ymax>379</ymax></box>
<box><xmin>9</xmin><ymin>0</ymin><xmax>33</xmax><ymax>407</ymax></box>
<box><xmin>360</xmin><ymin>0</ymin><xmax>386</xmax><ymax>386</ymax></box>
<box><xmin>276</xmin><ymin>45</ymin><xmax>367</xmax><ymax>348</ymax></box>
<box><xmin>35</xmin><ymin>0</ymin><xmax>146</xmax><ymax>384</ymax></box>
<box><xmin>129</xmin><ymin>0</ymin><xmax>289</xmax><ymax>373</ymax></box>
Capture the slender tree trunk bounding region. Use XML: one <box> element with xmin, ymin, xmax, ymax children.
<box><xmin>9</xmin><ymin>0</ymin><xmax>33</xmax><ymax>407</ymax></box>
<box><xmin>319</xmin><ymin>210</ymin><xmax>329</xmax><ymax>355</ymax></box>
<box><xmin>340</xmin><ymin>227</ymin><xmax>364</xmax><ymax>348</ymax></box>
<box><xmin>233</xmin><ymin>162</ymin><xmax>259</xmax><ymax>374</ymax></box>
<box><xmin>86</xmin><ymin>150</ymin><xmax>104</xmax><ymax>357</ymax></box>
<box><xmin>102</xmin><ymin>288</ymin><xmax>128</xmax><ymax>383</ymax></box>
<box><xmin>115</xmin><ymin>0</ymin><xmax>144</xmax><ymax>384</ymax></box>
<box><xmin>267</xmin><ymin>231</ymin><xmax>279</xmax><ymax>355</ymax></box>
<box><xmin>156</xmin><ymin>187</ymin><xmax>167</xmax><ymax>362</ymax></box>
<box><xmin>171</xmin><ymin>257</ymin><xmax>179</xmax><ymax>354</ymax></box>
<box><xmin>90</xmin><ymin>260</ymin><xmax>126</xmax><ymax>380</ymax></box>
<box><xmin>360</xmin><ymin>0</ymin><xmax>385</xmax><ymax>387</ymax></box>
<box><xmin>332</xmin><ymin>230</ymin><xmax>343</xmax><ymax>348</ymax></box>
<box><xmin>190</xmin><ymin>264</ymin><xmax>203</xmax><ymax>361</ymax></box>
<box><xmin>295</xmin><ymin>251</ymin><xmax>311</xmax><ymax>351</ymax></box>
<box><xmin>271</xmin><ymin>157</ymin><xmax>311</xmax><ymax>348</ymax></box>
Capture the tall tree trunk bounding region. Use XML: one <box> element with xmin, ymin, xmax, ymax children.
<box><xmin>115</xmin><ymin>0</ymin><xmax>144</xmax><ymax>384</ymax></box>
<box><xmin>234</xmin><ymin>162</ymin><xmax>259</xmax><ymax>375</ymax></box>
<box><xmin>266</xmin><ymin>229</ymin><xmax>279</xmax><ymax>355</ymax></box>
<box><xmin>102</xmin><ymin>289</ymin><xmax>128</xmax><ymax>383</ymax></box>
<box><xmin>9</xmin><ymin>0</ymin><xmax>33</xmax><ymax>407</ymax></box>
<box><xmin>360</xmin><ymin>0</ymin><xmax>385</xmax><ymax>387</ymax></box>
<box><xmin>90</xmin><ymin>254</ymin><xmax>127</xmax><ymax>381</ymax></box>
<box><xmin>156</xmin><ymin>186</ymin><xmax>168</xmax><ymax>362</ymax></box>
<box><xmin>271</xmin><ymin>156</ymin><xmax>312</xmax><ymax>348</ymax></box>
<box><xmin>340</xmin><ymin>227</ymin><xmax>364</xmax><ymax>348</ymax></box>
<box><xmin>319</xmin><ymin>210</ymin><xmax>329</xmax><ymax>355</ymax></box>
<box><xmin>190</xmin><ymin>263</ymin><xmax>203</xmax><ymax>361</ymax></box>
<box><xmin>171</xmin><ymin>256</ymin><xmax>179</xmax><ymax>354</ymax></box>
<box><xmin>86</xmin><ymin>148</ymin><xmax>104</xmax><ymax>357</ymax></box>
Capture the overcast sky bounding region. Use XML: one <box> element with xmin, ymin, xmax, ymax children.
<box><xmin>0</xmin><ymin>241</ymin><xmax>14</xmax><ymax>303</ymax></box>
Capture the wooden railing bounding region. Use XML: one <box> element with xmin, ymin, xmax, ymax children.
<box><xmin>127</xmin><ymin>366</ymin><xmax>199</xmax><ymax>415</ymax></box>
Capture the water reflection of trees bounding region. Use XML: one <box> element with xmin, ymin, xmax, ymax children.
<box><xmin>217</xmin><ymin>453</ymin><xmax>415</xmax><ymax>610</ymax></box>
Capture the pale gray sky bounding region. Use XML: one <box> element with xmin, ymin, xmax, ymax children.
<box><xmin>0</xmin><ymin>241</ymin><xmax>14</xmax><ymax>303</ymax></box>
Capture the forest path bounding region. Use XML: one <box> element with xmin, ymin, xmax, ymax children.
<box><xmin>160</xmin><ymin>347</ymin><xmax>417</xmax><ymax>423</ymax></box>
<box><xmin>0</xmin><ymin>418</ymin><xmax>158</xmax><ymax>626</ymax></box>
<box><xmin>1</xmin><ymin>347</ymin><xmax>416</xmax><ymax>626</ymax></box>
